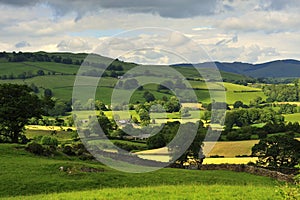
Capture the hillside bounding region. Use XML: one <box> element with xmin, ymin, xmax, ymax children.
<box><xmin>0</xmin><ymin>144</ymin><xmax>282</xmax><ymax>199</ymax></box>
<box><xmin>174</xmin><ymin>59</ymin><xmax>300</xmax><ymax>78</ymax></box>
<box><xmin>0</xmin><ymin>52</ymin><xmax>265</xmax><ymax>104</ymax></box>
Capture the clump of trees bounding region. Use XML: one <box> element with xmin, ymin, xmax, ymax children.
<box><xmin>277</xmin><ymin>103</ymin><xmax>297</xmax><ymax>114</ymax></box>
<box><xmin>147</xmin><ymin>121</ymin><xmax>206</xmax><ymax>166</ymax></box>
<box><xmin>252</xmin><ymin>135</ymin><xmax>300</xmax><ymax>169</ymax></box>
<box><xmin>224</xmin><ymin>108</ymin><xmax>284</xmax><ymax>130</ymax></box>
<box><xmin>233</xmin><ymin>100</ymin><xmax>248</xmax><ymax>109</ymax></box>
<box><xmin>0</xmin><ymin>84</ymin><xmax>44</xmax><ymax>143</ymax></box>
<box><xmin>224</xmin><ymin>120</ymin><xmax>300</xmax><ymax>141</ymax></box>
<box><xmin>263</xmin><ymin>84</ymin><xmax>299</xmax><ymax>102</ymax></box>
<box><xmin>4</xmin><ymin>51</ymin><xmax>81</xmax><ymax>65</ymax></box>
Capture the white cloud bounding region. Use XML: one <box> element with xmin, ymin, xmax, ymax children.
<box><xmin>57</xmin><ymin>38</ymin><xmax>91</xmax><ymax>52</ymax></box>
<box><xmin>0</xmin><ymin>0</ymin><xmax>299</xmax><ymax>64</ymax></box>
<box><xmin>166</xmin><ymin>32</ymin><xmax>191</xmax><ymax>47</ymax></box>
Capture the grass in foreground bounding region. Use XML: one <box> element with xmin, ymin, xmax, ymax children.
<box><xmin>3</xmin><ymin>184</ymin><xmax>282</xmax><ymax>200</ymax></box>
<box><xmin>0</xmin><ymin>144</ymin><xmax>282</xmax><ymax>199</ymax></box>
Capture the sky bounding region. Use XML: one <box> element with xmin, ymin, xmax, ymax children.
<box><xmin>0</xmin><ymin>0</ymin><xmax>300</xmax><ymax>64</ymax></box>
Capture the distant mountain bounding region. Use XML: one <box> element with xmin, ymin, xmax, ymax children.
<box><xmin>172</xmin><ymin>59</ymin><xmax>300</xmax><ymax>78</ymax></box>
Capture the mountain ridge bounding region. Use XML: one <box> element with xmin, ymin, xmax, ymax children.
<box><xmin>172</xmin><ymin>59</ymin><xmax>300</xmax><ymax>78</ymax></box>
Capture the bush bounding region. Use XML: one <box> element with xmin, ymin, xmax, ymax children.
<box><xmin>62</xmin><ymin>145</ymin><xmax>76</xmax><ymax>156</ymax></box>
<box><xmin>26</xmin><ymin>142</ymin><xmax>44</xmax><ymax>155</ymax></box>
<box><xmin>33</xmin><ymin>135</ymin><xmax>43</xmax><ymax>143</ymax></box>
<box><xmin>72</xmin><ymin>143</ymin><xmax>88</xmax><ymax>155</ymax></box>
<box><xmin>257</xmin><ymin>131</ymin><xmax>267</xmax><ymax>139</ymax></box>
<box><xmin>113</xmin><ymin>141</ymin><xmax>146</xmax><ymax>152</ymax></box>
<box><xmin>19</xmin><ymin>135</ymin><xmax>29</xmax><ymax>144</ymax></box>
<box><xmin>26</xmin><ymin>142</ymin><xmax>57</xmax><ymax>156</ymax></box>
<box><xmin>78</xmin><ymin>153</ymin><xmax>95</xmax><ymax>161</ymax></box>
<box><xmin>41</xmin><ymin>136</ymin><xmax>58</xmax><ymax>147</ymax></box>
<box><xmin>61</xmin><ymin>143</ymin><xmax>93</xmax><ymax>159</ymax></box>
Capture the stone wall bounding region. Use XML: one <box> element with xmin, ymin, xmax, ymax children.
<box><xmin>199</xmin><ymin>164</ymin><xmax>295</xmax><ymax>182</ymax></box>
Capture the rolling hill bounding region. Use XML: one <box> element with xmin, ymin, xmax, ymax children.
<box><xmin>0</xmin><ymin>52</ymin><xmax>266</xmax><ymax>104</ymax></box>
<box><xmin>0</xmin><ymin>144</ymin><xmax>283</xmax><ymax>199</ymax></box>
<box><xmin>174</xmin><ymin>59</ymin><xmax>300</xmax><ymax>78</ymax></box>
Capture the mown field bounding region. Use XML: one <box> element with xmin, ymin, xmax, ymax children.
<box><xmin>0</xmin><ymin>144</ymin><xmax>284</xmax><ymax>200</ymax></box>
<box><xmin>136</xmin><ymin>140</ymin><xmax>258</xmax><ymax>157</ymax></box>
<box><xmin>204</xmin><ymin>140</ymin><xmax>259</xmax><ymax>157</ymax></box>
<box><xmin>135</xmin><ymin>140</ymin><xmax>259</xmax><ymax>164</ymax></box>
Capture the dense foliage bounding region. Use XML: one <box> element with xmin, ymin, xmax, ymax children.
<box><xmin>252</xmin><ymin>135</ymin><xmax>300</xmax><ymax>169</ymax></box>
<box><xmin>0</xmin><ymin>84</ymin><xmax>43</xmax><ymax>143</ymax></box>
<box><xmin>224</xmin><ymin>108</ymin><xmax>284</xmax><ymax>130</ymax></box>
<box><xmin>263</xmin><ymin>84</ymin><xmax>299</xmax><ymax>102</ymax></box>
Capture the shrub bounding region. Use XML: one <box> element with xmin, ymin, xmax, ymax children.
<box><xmin>62</xmin><ymin>145</ymin><xmax>76</xmax><ymax>156</ymax></box>
<box><xmin>33</xmin><ymin>135</ymin><xmax>43</xmax><ymax>143</ymax></box>
<box><xmin>19</xmin><ymin>135</ymin><xmax>29</xmax><ymax>144</ymax></box>
<box><xmin>26</xmin><ymin>142</ymin><xmax>44</xmax><ymax>155</ymax></box>
<box><xmin>26</xmin><ymin>142</ymin><xmax>57</xmax><ymax>156</ymax></box>
<box><xmin>41</xmin><ymin>136</ymin><xmax>58</xmax><ymax>147</ymax></box>
<box><xmin>61</xmin><ymin>143</ymin><xmax>93</xmax><ymax>159</ymax></box>
<box><xmin>113</xmin><ymin>141</ymin><xmax>146</xmax><ymax>152</ymax></box>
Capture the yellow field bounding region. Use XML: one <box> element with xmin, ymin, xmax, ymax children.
<box><xmin>137</xmin><ymin>140</ymin><xmax>258</xmax><ymax>157</ymax></box>
<box><xmin>203</xmin><ymin>157</ymin><xmax>258</xmax><ymax>164</ymax></box>
<box><xmin>136</xmin><ymin>140</ymin><xmax>259</xmax><ymax>164</ymax></box>
<box><xmin>137</xmin><ymin>154</ymin><xmax>258</xmax><ymax>164</ymax></box>
<box><xmin>204</xmin><ymin>140</ymin><xmax>259</xmax><ymax>157</ymax></box>
<box><xmin>26</xmin><ymin>125</ymin><xmax>76</xmax><ymax>131</ymax></box>
<box><xmin>181</xmin><ymin>103</ymin><xmax>203</xmax><ymax>109</ymax></box>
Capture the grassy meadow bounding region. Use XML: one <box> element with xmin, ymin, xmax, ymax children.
<box><xmin>0</xmin><ymin>144</ymin><xmax>283</xmax><ymax>200</ymax></box>
<box><xmin>0</xmin><ymin>59</ymin><xmax>266</xmax><ymax>105</ymax></box>
<box><xmin>283</xmin><ymin>113</ymin><xmax>300</xmax><ymax>123</ymax></box>
<box><xmin>2</xmin><ymin>184</ymin><xmax>281</xmax><ymax>200</ymax></box>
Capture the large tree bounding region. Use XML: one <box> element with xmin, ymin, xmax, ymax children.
<box><xmin>168</xmin><ymin>122</ymin><xmax>205</xmax><ymax>167</ymax></box>
<box><xmin>252</xmin><ymin>135</ymin><xmax>300</xmax><ymax>169</ymax></box>
<box><xmin>0</xmin><ymin>84</ymin><xmax>43</xmax><ymax>143</ymax></box>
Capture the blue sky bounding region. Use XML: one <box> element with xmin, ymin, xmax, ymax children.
<box><xmin>0</xmin><ymin>0</ymin><xmax>299</xmax><ymax>64</ymax></box>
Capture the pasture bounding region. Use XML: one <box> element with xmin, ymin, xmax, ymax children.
<box><xmin>0</xmin><ymin>66</ymin><xmax>266</xmax><ymax>105</ymax></box>
<box><xmin>283</xmin><ymin>113</ymin><xmax>300</xmax><ymax>123</ymax></box>
<box><xmin>3</xmin><ymin>184</ymin><xmax>280</xmax><ymax>200</ymax></box>
<box><xmin>0</xmin><ymin>144</ymin><xmax>283</xmax><ymax>200</ymax></box>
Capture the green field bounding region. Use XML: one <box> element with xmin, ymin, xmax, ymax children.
<box><xmin>1</xmin><ymin>53</ymin><xmax>299</xmax><ymax>200</ymax></box>
<box><xmin>0</xmin><ymin>144</ymin><xmax>284</xmax><ymax>199</ymax></box>
<box><xmin>283</xmin><ymin>113</ymin><xmax>300</xmax><ymax>123</ymax></box>
<box><xmin>0</xmin><ymin>75</ymin><xmax>265</xmax><ymax>104</ymax></box>
<box><xmin>0</xmin><ymin>57</ymin><xmax>266</xmax><ymax>105</ymax></box>
<box><xmin>3</xmin><ymin>184</ymin><xmax>281</xmax><ymax>200</ymax></box>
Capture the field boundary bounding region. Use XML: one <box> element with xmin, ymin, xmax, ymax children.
<box><xmin>199</xmin><ymin>164</ymin><xmax>295</xmax><ymax>182</ymax></box>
